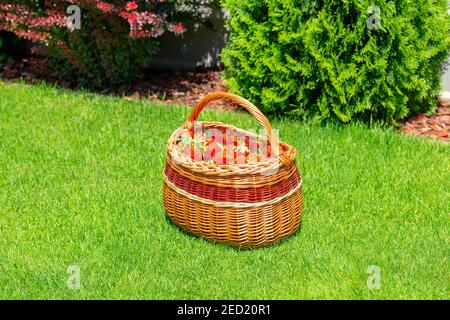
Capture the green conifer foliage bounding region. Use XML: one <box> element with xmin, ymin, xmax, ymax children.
<box><xmin>222</xmin><ymin>0</ymin><xmax>450</xmax><ymax>124</ymax></box>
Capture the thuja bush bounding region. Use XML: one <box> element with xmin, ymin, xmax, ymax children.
<box><xmin>0</xmin><ymin>1</ymin><xmax>217</xmax><ymax>87</ymax></box>
<box><xmin>222</xmin><ymin>0</ymin><xmax>450</xmax><ymax>125</ymax></box>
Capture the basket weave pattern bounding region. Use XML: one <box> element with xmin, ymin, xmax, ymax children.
<box><xmin>163</xmin><ymin>92</ymin><xmax>303</xmax><ymax>248</ymax></box>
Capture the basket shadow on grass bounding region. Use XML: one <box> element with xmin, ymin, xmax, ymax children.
<box><xmin>162</xmin><ymin>211</ymin><xmax>303</xmax><ymax>251</ymax></box>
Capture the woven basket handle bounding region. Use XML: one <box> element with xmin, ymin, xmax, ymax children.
<box><xmin>185</xmin><ymin>92</ymin><xmax>289</xmax><ymax>165</ymax></box>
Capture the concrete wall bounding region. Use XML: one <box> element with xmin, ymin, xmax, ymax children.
<box><xmin>443</xmin><ymin>62</ymin><xmax>450</xmax><ymax>93</ymax></box>
<box><xmin>443</xmin><ymin>3</ymin><xmax>450</xmax><ymax>95</ymax></box>
<box><xmin>152</xmin><ymin>9</ymin><xmax>228</xmax><ymax>69</ymax></box>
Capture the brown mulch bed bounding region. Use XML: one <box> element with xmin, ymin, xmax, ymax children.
<box><xmin>400</xmin><ymin>102</ymin><xmax>449</xmax><ymax>142</ymax></box>
<box><xmin>1</xmin><ymin>55</ymin><xmax>448</xmax><ymax>141</ymax></box>
<box><xmin>119</xmin><ymin>69</ymin><xmax>235</xmax><ymax>111</ymax></box>
<box><xmin>0</xmin><ymin>56</ymin><xmax>236</xmax><ymax>111</ymax></box>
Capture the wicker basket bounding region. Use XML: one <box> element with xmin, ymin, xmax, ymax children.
<box><xmin>163</xmin><ymin>92</ymin><xmax>303</xmax><ymax>248</ymax></box>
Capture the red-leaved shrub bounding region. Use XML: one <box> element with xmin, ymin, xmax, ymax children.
<box><xmin>0</xmin><ymin>1</ymin><xmax>215</xmax><ymax>86</ymax></box>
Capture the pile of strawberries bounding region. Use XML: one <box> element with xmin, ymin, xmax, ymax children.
<box><xmin>177</xmin><ymin>130</ymin><xmax>272</xmax><ymax>164</ymax></box>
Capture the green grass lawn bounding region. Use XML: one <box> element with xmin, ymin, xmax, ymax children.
<box><xmin>0</xmin><ymin>82</ymin><xmax>448</xmax><ymax>299</ymax></box>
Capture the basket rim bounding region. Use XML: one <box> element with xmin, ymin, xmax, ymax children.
<box><xmin>166</xmin><ymin>121</ymin><xmax>297</xmax><ymax>176</ymax></box>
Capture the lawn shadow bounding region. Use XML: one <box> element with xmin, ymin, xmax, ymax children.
<box><xmin>162</xmin><ymin>212</ymin><xmax>303</xmax><ymax>252</ymax></box>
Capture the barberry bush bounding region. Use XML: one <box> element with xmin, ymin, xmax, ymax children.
<box><xmin>221</xmin><ymin>0</ymin><xmax>450</xmax><ymax>125</ymax></box>
<box><xmin>0</xmin><ymin>0</ymin><xmax>217</xmax><ymax>87</ymax></box>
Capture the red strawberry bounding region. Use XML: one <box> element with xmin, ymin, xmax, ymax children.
<box><xmin>235</xmin><ymin>138</ymin><xmax>249</xmax><ymax>164</ymax></box>
<box><xmin>204</xmin><ymin>141</ymin><xmax>225</xmax><ymax>164</ymax></box>
<box><xmin>233</xmin><ymin>135</ymin><xmax>238</xmax><ymax>148</ymax></box>
<box><xmin>192</xmin><ymin>133</ymin><xmax>206</xmax><ymax>161</ymax></box>
<box><xmin>266</xmin><ymin>144</ymin><xmax>272</xmax><ymax>158</ymax></box>
<box><xmin>257</xmin><ymin>149</ymin><xmax>267</xmax><ymax>161</ymax></box>
<box><xmin>203</xmin><ymin>141</ymin><xmax>213</xmax><ymax>161</ymax></box>
<box><xmin>248</xmin><ymin>137</ymin><xmax>258</xmax><ymax>154</ymax></box>
<box><xmin>256</xmin><ymin>140</ymin><xmax>273</xmax><ymax>161</ymax></box>
<box><xmin>215</xmin><ymin>142</ymin><xmax>225</xmax><ymax>164</ymax></box>
<box><xmin>221</xmin><ymin>133</ymin><xmax>233</xmax><ymax>164</ymax></box>
<box><xmin>225</xmin><ymin>144</ymin><xmax>236</xmax><ymax>164</ymax></box>
<box><xmin>178</xmin><ymin>134</ymin><xmax>193</xmax><ymax>159</ymax></box>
